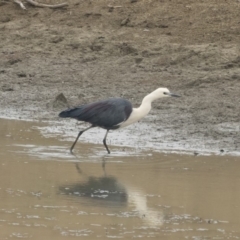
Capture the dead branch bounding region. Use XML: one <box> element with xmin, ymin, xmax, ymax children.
<box><xmin>14</xmin><ymin>0</ymin><xmax>27</xmax><ymax>9</ymax></box>
<box><xmin>25</xmin><ymin>0</ymin><xmax>68</xmax><ymax>8</ymax></box>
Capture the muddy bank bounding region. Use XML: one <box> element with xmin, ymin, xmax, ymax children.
<box><xmin>0</xmin><ymin>0</ymin><xmax>239</xmax><ymax>155</ymax></box>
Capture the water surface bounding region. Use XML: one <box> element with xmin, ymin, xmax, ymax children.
<box><xmin>0</xmin><ymin>118</ymin><xmax>240</xmax><ymax>239</ymax></box>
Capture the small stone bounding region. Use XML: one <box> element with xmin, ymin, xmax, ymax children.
<box><xmin>135</xmin><ymin>58</ymin><xmax>143</xmax><ymax>64</ymax></box>
<box><xmin>0</xmin><ymin>16</ymin><xmax>11</xmax><ymax>23</ymax></box>
<box><xmin>49</xmin><ymin>93</ymin><xmax>69</xmax><ymax>109</ymax></box>
<box><xmin>1</xmin><ymin>84</ymin><xmax>14</xmax><ymax>92</ymax></box>
<box><xmin>194</xmin><ymin>151</ymin><xmax>199</xmax><ymax>156</ymax></box>
<box><xmin>17</xmin><ymin>72</ymin><xmax>27</xmax><ymax>77</ymax></box>
<box><xmin>8</xmin><ymin>58</ymin><xmax>21</xmax><ymax>65</ymax></box>
<box><xmin>50</xmin><ymin>36</ymin><xmax>64</xmax><ymax>44</ymax></box>
<box><xmin>78</xmin><ymin>93</ymin><xmax>85</xmax><ymax>99</ymax></box>
<box><xmin>121</xmin><ymin>18</ymin><xmax>130</xmax><ymax>26</ymax></box>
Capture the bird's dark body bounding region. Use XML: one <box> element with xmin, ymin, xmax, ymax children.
<box><xmin>59</xmin><ymin>98</ymin><xmax>133</xmax><ymax>130</ymax></box>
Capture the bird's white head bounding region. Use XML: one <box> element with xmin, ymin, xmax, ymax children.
<box><xmin>152</xmin><ymin>88</ymin><xmax>181</xmax><ymax>99</ymax></box>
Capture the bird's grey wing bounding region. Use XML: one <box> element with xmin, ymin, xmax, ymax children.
<box><xmin>82</xmin><ymin>98</ymin><xmax>133</xmax><ymax>129</ymax></box>
<box><xmin>59</xmin><ymin>98</ymin><xmax>132</xmax><ymax>129</ymax></box>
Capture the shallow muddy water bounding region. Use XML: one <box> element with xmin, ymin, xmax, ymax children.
<box><xmin>0</xmin><ymin>118</ymin><xmax>240</xmax><ymax>239</ymax></box>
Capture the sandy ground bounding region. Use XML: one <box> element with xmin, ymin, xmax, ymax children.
<box><xmin>0</xmin><ymin>0</ymin><xmax>240</xmax><ymax>155</ymax></box>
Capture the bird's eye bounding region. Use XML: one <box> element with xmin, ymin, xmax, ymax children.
<box><xmin>163</xmin><ymin>92</ymin><xmax>167</xmax><ymax>95</ymax></box>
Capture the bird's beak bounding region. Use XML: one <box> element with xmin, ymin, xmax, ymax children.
<box><xmin>168</xmin><ymin>92</ymin><xmax>181</xmax><ymax>97</ymax></box>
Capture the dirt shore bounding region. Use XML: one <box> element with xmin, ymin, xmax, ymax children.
<box><xmin>0</xmin><ymin>0</ymin><xmax>239</xmax><ymax>155</ymax></box>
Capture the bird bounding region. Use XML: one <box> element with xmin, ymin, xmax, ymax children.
<box><xmin>59</xmin><ymin>88</ymin><xmax>180</xmax><ymax>154</ymax></box>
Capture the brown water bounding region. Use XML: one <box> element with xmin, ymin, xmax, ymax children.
<box><xmin>0</xmin><ymin>118</ymin><xmax>240</xmax><ymax>240</ymax></box>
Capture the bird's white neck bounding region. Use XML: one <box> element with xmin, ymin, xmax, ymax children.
<box><xmin>120</xmin><ymin>90</ymin><xmax>160</xmax><ymax>128</ymax></box>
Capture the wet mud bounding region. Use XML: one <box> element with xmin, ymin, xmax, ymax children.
<box><xmin>1</xmin><ymin>118</ymin><xmax>240</xmax><ymax>239</ymax></box>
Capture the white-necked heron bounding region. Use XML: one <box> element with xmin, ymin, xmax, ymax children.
<box><xmin>59</xmin><ymin>88</ymin><xmax>180</xmax><ymax>154</ymax></box>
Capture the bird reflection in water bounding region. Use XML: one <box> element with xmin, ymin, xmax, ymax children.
<box><xmin>59</xmin><ymin>174</ymin><xmax>128</xmax><ymax>208</ymax></box>
<box><xmin>58</xmin><ymin>157</ymin><xmax>163</xmax><ymax>227</ymax></box>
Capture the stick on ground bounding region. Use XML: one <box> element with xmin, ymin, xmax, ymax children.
<box><xmin>26</xmin><ymin>0</ymin><xmax>68</xmax><ymax>8</ymax></box>
<box><xmin>14</xmin><ymin>0</ymin><xmax>27</xmax><ymax>9</ymax></box>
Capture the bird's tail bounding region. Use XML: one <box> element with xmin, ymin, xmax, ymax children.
<box><xmin>59</xmin><ymin>107</ymin><xmax>83</xmax><ymax>118</ymax></box>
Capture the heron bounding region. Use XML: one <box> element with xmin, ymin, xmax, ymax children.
<box><xmin>59</xmin><ymin>88</ymin><xmax>180</xmax><ymax>154</ymax></box>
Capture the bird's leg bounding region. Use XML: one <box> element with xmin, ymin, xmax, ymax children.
<box><xmin>103</xmin><ymin>130</ymin><xmax>110</xmax><ymax>154</ymax></box>
<box><xmin>75</xmin><ymin>163</ymin><xmax>82</xmax><ymax>174</ymax></box>
<box><xmin>70</xmin><ymin>125</ymin><xmax>94</xmax><ymax>154</ymax></box>
<box><xmin>102</xmin><ymin>156</ymin><xmax>106</xmax><ymax>175</ymax></box>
